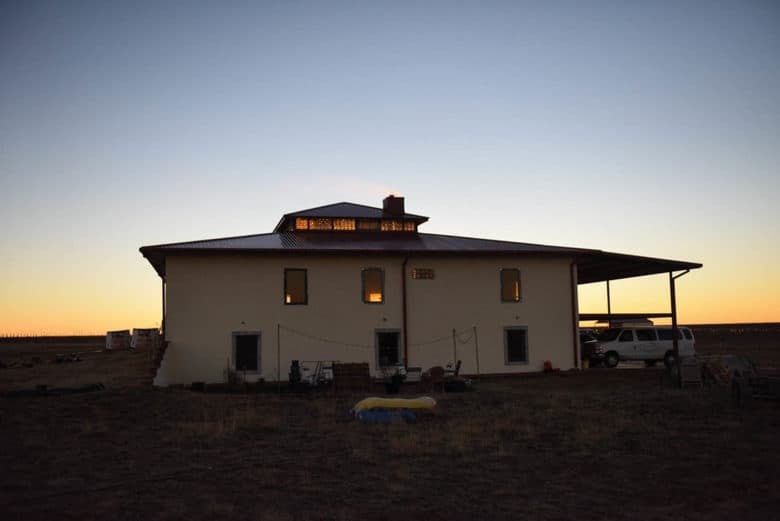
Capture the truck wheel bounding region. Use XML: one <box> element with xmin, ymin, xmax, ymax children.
<box><xmin>663</xmin><ymin>351</ymin><xmax>675</xmax><ymax>369</ymax></box>
<box><xmin>605</xmin><ymin>351</ymin><xmax>619</xmax><ymax>368</ymax></box>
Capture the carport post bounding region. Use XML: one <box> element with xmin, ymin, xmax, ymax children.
<box><xmin>669</xmin><ymin>270</ymin><xmax>690</xmax><ymax>388</ymax></box>
<box><xmin>670</xmin><ymin>272</ymin><xmax>680</xmax><ymax>387</ymax></box>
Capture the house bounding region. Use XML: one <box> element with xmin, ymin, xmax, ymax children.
<box><xmin>140</xmin><ymin>196</ymin><xmax>701</xmax><ymax>386</ymax></box>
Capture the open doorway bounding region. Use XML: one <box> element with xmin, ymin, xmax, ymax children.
<box><xmin>232</xmin><ymin>332</ymin><xmax>261</xmax><ymax>373</ymax></box>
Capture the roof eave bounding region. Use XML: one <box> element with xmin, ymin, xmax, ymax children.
<box><xmin>139</xmin><ymin>246</ymin><xmax>582</xmax><ymax>278</ymax></box>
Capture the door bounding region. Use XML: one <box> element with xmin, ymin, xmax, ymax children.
<box><xmin>635</xmin><ymin>328</ymin><xmax>658</xmax><ymax>359</ymax></box>
<box><xmin>233</xmin><ymin>333</ymin><xmax>260</xmax><ymax>372</ymax></box>
<box><xmin>376</xmin><ymin>330</ymin><xmax>401</xmax><ymax>368</ymax></box>
<box><xmin>617</xmin><ymin>329</ymin><xmax>635</xmax><ymax>358</ymax></box>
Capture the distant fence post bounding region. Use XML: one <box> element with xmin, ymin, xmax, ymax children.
<box><xmin>473</xmin><ymin>325</ymin><xmax>480</xmax><ymax>377</ymax></box>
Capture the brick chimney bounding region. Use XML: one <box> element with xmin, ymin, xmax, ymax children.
<box><xmin>383</xmin><ymin>195</ymin><xmax>405</xmax><ymax>216</ymax></box>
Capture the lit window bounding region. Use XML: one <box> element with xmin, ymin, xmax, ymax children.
<box><xmin>411</xmin><ymin>268</ymin><xmax>434</xmax><ymax>280</ymax></box>
<box><xmin>309</xmin><ymin>218</ymin><xmax>332</xmax><ymax>230</ymax></box>
<box><xmin>358</xmin><ymin>219</ymin><xmax>380</xmax><ymax>231</ymax></box>
<box><xmin>295</xmin><ymin>218</ymin><xmax>309</xmax><ymax>230</ymax></box>
<box><xmin>500</xmin><ymin>269</ymin><xmax>521</xmax><ymax>302</ymax></box>
<box><xmin>403</xmin><ymin>221</ymin><xmax>416</xmax><ymax>232</ymax></box>
<box><xmin>333</xmin><ymin>218</ymin><xmax>356</xmax><ymax>231</ymax></box>
<box><xmin>381</xmin><ymin>220</ymin><xmax>403</xmax><ymax>231</ymax></box>
<box><xmin>362</xmin><ymin>268</ymin><xmax>384</xmax><ymax>304</ymax></box>
<box><xmin>284</xmin><ymin>269</ymin><xmax>307</xmax><ymax>305</ymax></box>
<box><xmin>505</xmin><ymin>327</ymin><xmax>528</xmax><ymax>364</ymax></box>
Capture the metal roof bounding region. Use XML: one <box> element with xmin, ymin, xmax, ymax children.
<box><xmin>578</xmin><ymin>313</ymin><xmax>675</xmax><ymax>322</ymax></box>
<box><xmin>574</xmin><ymin>251</ymin><xmax>700</xmax><ymax>284</ymax></box>
<box><xmin>140</xmin><ymin>230</ymin><xmax>701</xmax><ymax>282</ymax></box>
<box><xmin>273</xmin><ymin>202</ymin><xmax>429</xmax><ymax>232</ymax></box>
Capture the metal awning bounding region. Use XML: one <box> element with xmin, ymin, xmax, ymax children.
<box><xmin>579</xmin><ymin>313</ymin><xmax>674</xmax><ymax>322</ymax></box>
<box><xmin>575</xmin><ymin>251</ymin><xmax>701</xmax><ymax>284</ymax></box>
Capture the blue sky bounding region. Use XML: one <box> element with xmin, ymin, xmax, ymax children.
<box><xmin>1</xmin><ymin>1</ymin><xmax>778</xmax><ymax>333</ymax></box>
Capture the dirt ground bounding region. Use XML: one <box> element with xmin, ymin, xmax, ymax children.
<box><xmin>1</xmin><ymin>330</ymin><xmax>779</xmax><ymax>520</ymax></box>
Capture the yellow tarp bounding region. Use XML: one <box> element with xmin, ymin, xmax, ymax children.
<box><xmin>352</xmin><ymin>396</ymin><xmax>436</xmax><ymax>412</ymax></box>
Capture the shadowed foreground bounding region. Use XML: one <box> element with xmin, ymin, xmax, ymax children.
<box><xmin>1</xmin><ymin>368</ymin><xmax>778</xmax><ymax>521</ymax></box>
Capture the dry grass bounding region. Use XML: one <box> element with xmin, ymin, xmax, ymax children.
<box><xmin>1</xmin><ymin>333</ymin><xmax>779</xmax><ymax>520</ymax></box>
<box><xmin>1</xmin><ymin>376</ymin><xmax>779</xmax><ymax>520</ymax></box>
<box><xmin>162</xmin><ymin>395</ymin><xmax>286</xmax><ymax>441</ymax></box>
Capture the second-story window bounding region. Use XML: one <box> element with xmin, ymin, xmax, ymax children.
<box><xmin>500</xmin><ymin>268</ymin><xmax>521</xmax><ymax>302</ymax></box>
<box><xmin>362</xmin><ymin>268</ymin><xmax>384</xmax><ymax>304</ymax></box>
<box><xmin>284</xmin><ymin>269</ymin><xmax>307</xmax><ymax>305</ymax></box>
<box><xmin>381</xmin><ymin>220</ymin><xmax>403</xmax><ymax>231</ymax></box>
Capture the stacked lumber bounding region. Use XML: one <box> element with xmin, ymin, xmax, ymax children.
<box><xmin>333</xmin><ymin>363</ymin><xmax>370</xmax><ymax>393</ymax></box>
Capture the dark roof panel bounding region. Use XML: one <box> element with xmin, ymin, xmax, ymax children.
<box><xmin>575</xmin><ymin>251</ymin><xmax>701</xmax><ymax>284</ymax></box>
<box><xmin>142</xmin><ymin>231</ymin><xmax>589</xmax><ymax>254</ymax></box>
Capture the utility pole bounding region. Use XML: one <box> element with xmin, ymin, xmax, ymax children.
<box><xmin>452</xmin><ymin>328</ymin><xmax>457</xmax><ymax>365</ymax></box>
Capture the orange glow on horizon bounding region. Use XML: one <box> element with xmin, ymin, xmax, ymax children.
<box><xmin>2</xmin><ymin>250</ymin><xmax>778</xmax><ymax>336</ymax></box>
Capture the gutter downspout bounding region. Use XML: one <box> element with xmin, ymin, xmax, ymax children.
<box><xmin>402</xmin><ymin>256</ymin><xmax>409</xmax><ymax>369</ymax></box>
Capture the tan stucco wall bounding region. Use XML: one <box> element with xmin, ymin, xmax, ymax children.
<box><xmin>405</xmin><ymin>257</ymin><xmax>576</xmax><ymax>375</ymax></box>
<box><xmin>155</xmin><ymin>253</ymin><xmax>576</xmax><ymax>385</ymax></box>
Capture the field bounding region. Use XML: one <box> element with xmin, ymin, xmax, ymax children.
<box><xmin>1</xmin><ymin>326</ymin><xmax>779</xmax><ymax>520</ymax></box>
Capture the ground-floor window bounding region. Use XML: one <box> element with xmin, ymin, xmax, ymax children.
<box><xmin>376</xmin><ymin>330</ymin><xmax>401</xmax><ymax>367</ymax></box>
<box><xmin>233</xmin><ymin>332</ymin><xmax>261</xmax><ymax>372</ymax></box>
<box><xmin>504</xmin><ymin>327</ymin><xmax>528</xmax><ymax>364</ymax></box>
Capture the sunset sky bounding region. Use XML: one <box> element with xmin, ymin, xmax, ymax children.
<box><xmin>1</xmin><ymin>1</ymin><xmax>778</xmax><ymax>335</ymax></box>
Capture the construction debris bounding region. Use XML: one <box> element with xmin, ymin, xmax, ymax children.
<box><xmin>699</xmin><ymin>354</ymin><xmax>780</xmax><ymax>401</ymax></box>
<box><xmin>130</xmin><ymin>328</ymin><xmax>160</xmax><ymax>350</ymax></box>
<box><xmin>6</xmin><ymin>383</ymin><xmax>105</xmax><ymax>398</ymax></box>
<box><xmin>55</xmin><ymin>353</ymin><xmax>82</xmax><ymax>364</ymax></box>
<box><xmin>332</xmin><ymin>362</ymin><xmax>371</xmax><ymax>393</ymax></box>
<box><xmin>679</xmin><ymin>357</ymin><xmax>702</xmax><ymax>388</ymax></box>
<box><xmin>105</xmin><ymin>330</ymin><xmax>131</xmax><ymax>350</ymax></box>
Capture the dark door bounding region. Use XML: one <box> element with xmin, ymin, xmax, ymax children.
<box><xmin>235</xmin><ymin>334</ymin><xmax>259</xmax><ymax>371</ymax></box>
<box><xmin>376</xmin><ymin>331</ymin><xmax>400</xmax><ymax>367</ymax></box>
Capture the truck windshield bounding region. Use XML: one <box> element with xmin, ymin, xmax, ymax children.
<box><xmin>598</xmin><ymin>328</ymin><xmax>621</xmax><ymax>342</ymax></box>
